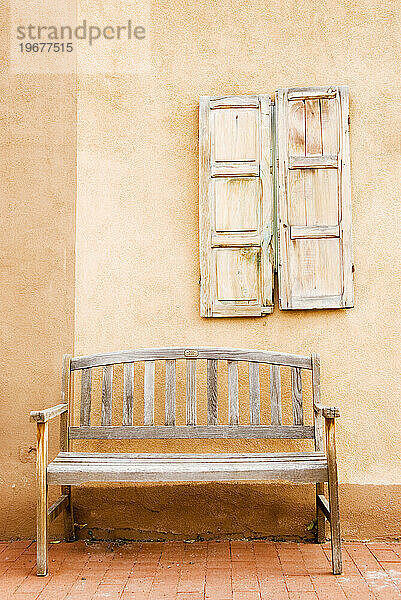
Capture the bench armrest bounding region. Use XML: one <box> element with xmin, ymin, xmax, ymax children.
<box><xmin>314</xmin><ymin>404</ymin><xmax>340</xmax><ymax>419</ymax></box>
<box><xmin>30</xmin><ymin>403</ymin><xmax>68</xmax><ymax>423</ymax></box>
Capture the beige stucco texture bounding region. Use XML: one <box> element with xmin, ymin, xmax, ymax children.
<box><xmin>1</xmin><ymin>0</ymin><xmax>400</xmax><ymax>539</ymax></box>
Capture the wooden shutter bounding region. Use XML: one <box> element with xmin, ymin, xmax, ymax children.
<box><xmin>276</xmin><ymin>86</ymin><xmax>354</xmax><ymax>310</ymax></box>
<box><xmin>199</xmin><ymin>95</ymin><xmax>274</xmax><ymax>317</ymax></box>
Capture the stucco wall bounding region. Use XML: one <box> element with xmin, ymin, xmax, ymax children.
<box><xmin>1</xmin><ymin>0</ymin><xmax>401</xmax><ymax>539</ymax></box>
<box><xmin>0</xmin><ymin>9</ymin><xmax>77</xmax><ymax>538</ymax></box>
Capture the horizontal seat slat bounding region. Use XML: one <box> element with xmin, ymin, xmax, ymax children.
<box><xmin>71</xmin><ymin>347</ymin><xmax>312</xmax><ymax>370</ymax></box>
<box><xmin>47</xmin><ymin>451</ymin><xmax>328</xmax><ymax>485</ymax></box>
<box><xmin>69</xmin><ymin>425</ymin><xmax>315</xmax><ymax>440</ymax></box>
<box><xmin>53</xmin><ymin>451</ymin><xmax>326</xmax><ymax>462</ymax></box>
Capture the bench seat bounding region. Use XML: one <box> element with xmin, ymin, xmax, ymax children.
<box><xmin>30</xmin><ymin>348</ymin><xmax>343</xmax><ymax>576</ymax></box>
<box><xmin>47</xmin><ymin>451</ymin><xmax>329</xmax><ymax>485</ymax></box>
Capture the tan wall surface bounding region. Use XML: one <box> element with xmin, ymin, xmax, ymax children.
<box><xmin>0</xmin><ymin>2</ymin><xmax>77</xmax><ymax>537</ymax></box>
<box><xmin>1</xmin><ymin>0</ymin><xmax>401</xmax><ymax>540</ymax></box>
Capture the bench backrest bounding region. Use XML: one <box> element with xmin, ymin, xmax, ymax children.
<box><xmin>63</xmin><ymin>348</ymin><xmax>322</xmax><ymax>445</ymax></box>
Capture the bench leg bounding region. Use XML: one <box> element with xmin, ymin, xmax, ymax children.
<box><xmin>36</xmin><ymin>422</ymin><xmax>48</xmax><ymax>576</ymax></box>
<box><xmin>316</xmin><ymin>482</ymin><xmax>326</xmax><ymax>543</ymax></box>
<box><xmin>62</xmin><ymin>486</ymin><xmax>75</xmax><ymax>541</ymax></box>
<box><xmin>326</xmin><ymin>417</ymin><xmax>342</xmax><ymax>575</ymax></box>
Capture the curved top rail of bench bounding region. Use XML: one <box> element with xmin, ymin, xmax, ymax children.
<box><xmin>70</xmin><ymin>347</ymin><xmax>312</xmax><ymax>371</ymax></box>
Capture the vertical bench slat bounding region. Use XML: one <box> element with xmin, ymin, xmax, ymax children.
<box><xmin>291</xmin><ymin>366</ymin><xmax>303</xmax><ymax>425</ymax></box>
<box><xmin>228</xmin><ymin>360</ymin><xmax>239</xmax><ymax>425</ymax></box>
<box><xmin>101</xmin><ymin>365</ymin><xmax>113</xmax><ymax>426</ymax></box>
<box><xmin>312</xmin><ymin>353</ymin><xmax>324</xmax><ymax>451</ymax></box>
<box><xmin>207</xmin><ymin>359</ymin><xmax>218</xmax><ymax>425</ymax></box>
<box><xmin>144</xmin><ymin>361</ymin><xmax>155</xmax><ymax>426</ymax></box>
<box><xmin>80</xmin><ymin>368</ymin><xmax>92</xmax><ymax>426</ymax></box>
<box><xmin>186</xmin><ymin>359</ymin><xmax>197</xmax><ymax>425</ymax></box>
<box><xmin>249</xmin><ymin>362</ymin><xmax>260</xmax><ymax>425</ymax></box>
<box><xmin>165</xmin><ymin>359</ymin><xmax>176</xmax><ymax>426</ymax></box>
<box><xmin>270</xmin><ymin>364</ymin><xmax>282</xmax><ymax>425</ymax></box>
<box><xmin>123</xmin><ymin>363</ymin><xmax>134</xmax><ymax>426</ymax></box>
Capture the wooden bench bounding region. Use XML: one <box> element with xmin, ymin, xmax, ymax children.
<box><xmin>30</xmin><ymin>348</ymin><xmax>342</xmax><ymax>576</ymax></box>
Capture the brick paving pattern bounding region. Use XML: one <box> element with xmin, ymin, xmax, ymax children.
<box><xmin>1</xmin><ymin>540</ymin><xmax>401</xmax><ymax>599</ymax></box>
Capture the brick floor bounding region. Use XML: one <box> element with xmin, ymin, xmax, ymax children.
<box><xmin>0</xmin><ymin>540</ymin><xmax>400</xmax><ymax>599</ymax></box>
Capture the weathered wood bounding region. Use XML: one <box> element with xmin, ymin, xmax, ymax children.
<box><xmin>123</xmin><ymin>363</ymin><xmax>134</xmax><ymax>426</ymax></box>
<box><xmin>210</xmin><ymin>306</ymin><xmax>269</xmax><ymax>317</ymax></box>
<box><xmin>312</xmin><ymin>353</ymin><xmax>325</xmax><ymax>543</ymax></box>
<box><xmin>101</xmin><ymin>365</ymin><xmax>113</xmax><ymax>426</ymax></box>
<box><xmin>316</xmin><ymin>494</ymin><xmax>331</xmax><ymax>522</ymax></box>
<box><xmin>277</xmin><ymin>86</ymin><xmax>354</xmax><ymax>311</ymax></box>
<box><xmin>60</xmin><ymin>355</ymin><xmax>71</xmax><ymax>451</ymax></box>
<box><xmin>207</xmin><ymin>359</ymin><xmax>218</xmax><ymax>425</ymax></box>
<box><xmin>339</xmin><ymin>86</ymin><xmax>354</xmax><ymax>308</ymax></box>
<box><xmin>289</xmin><ymin>295</ymin><xmax>343</xmax><ymax>310</ymax></box>
<box><xmin>288</xmin><ymin>98</ymin><xmax>305</xmax><ymax>156</ymax></box>
<box><xmin>35</xmin><ymin>348</ymin><xmax>345</xmax><ymax>577</ymax></box>
<box><xmin>55</xmin><ymin>451</ymin><xmax>327</xmax><ymax>461</ymax></box>
<box><xmin>305</xmin><ymin>99</ymin><xmax>322</xmax><ymax>156</ymax></box>
<box><xmin>270</xmin><ymin>364</ymin><xmax>282</xmax><ymax>425</ymax></box>
<box><xmin>315</xmin><ymin>405</ymin><xmax>340</xmax><ymax>419</ymax></box>
<box><xmin>36</xmin><ymin>422</ymin><xmax>48</xmax><ymax>576</ymax></box>
<box><xmin>48</xmin><ymin>494</ymin><xmax>69</xmax><ymax>523</ymax></box>
<box><xmin>214</xmin><ymin>179</ymin><xmax>259</xmax><ymax>235</ymax></box>
<box><xmin>321</xmin><ymin>97</ymin><xmax>338</xmax><ymax>155</ymax></box>
<box><xmin>80</xmin><ymin>368</ymin><xmax>92</xmax><ymax>426</ymax></box>
<box><xmin>165</xmin><ymin>359</ymin><xmax>176</xmax><ymax>426</ymax></box>
<box><xmin>60</xmin><ymin>355</ymin><xmax>74</xmax><ymax>542</ymax></box>
<box><xmin>144</xmin><ymin>361</ymin><xmax>155</xmax><ymax>426</ymax></box>
<box><xmin>215</xmin><ymin>248</ymin><xmax>259</xmax><ymax>307</ymax></box>
<box><xmin>326</xmin><ymin>416</ymin><xmax>342</xmax><ymax>574</ymax></box>
<box><xmin>228</xmin><ymin>360</ymin><xmax>239</xmax><ymax>425</ymax></box>
<box><xmin>199</xmin><ymin>96</ymin><xmax>213</xmax><ymax>317</ymax></box>
<box><xmin>249</xmin><ymin>362</ymin><xmax>260</xmax><ymax>425</ymax></box>
<box><xmin>199</xmin><ymin>94</ymin><xmax>274</xmax><ymax>318</ymax></box>
<box><xmin>186</xmin><ymin>359</ymin><xmax>197</xmax><ymax>425</ymax></box>
<box><xmin>211</xmin><ymin>163</ymin><xmax>259</xmax><ymax>178</ymax></box>
<box><xmin>69</xmin><ymin>424</ymin><xmax>315</xmax><ymax>440</ymax></box>
<box><xmin>290</xmin><ymin>225</ymin><xmax>340</xmax><ymax>239</ymax></box>
<box><xmin>291</xmin><ymin>367</ymin><xmax>303</xmax><ymax>425</ymax></box>
<box><xmin>30</xmin><ymin>404</ymin><xmax>68</xmax><ymax>424</ymax></box>
<box><xmin>71</xmin><ymin>348</ymin><xmax>312</xmax><ymax>370</ymax></box>
<box><xmin>259</xmin><ymin>94</ymin><xmax>274</xmax><ymax>310</ymax></box>
<box><xmin>210</xmin><ymin>95</ymin><xmax>260</xmax><ymax>108</ymax></box>
<box><xmin>212</xmin><ymin>233</ymin><xmax>261</xmax><ymax>248</ymax></box>
<box><xmin>288</xmin><ymin>155</ymin><xmax>338</xmax><ymax>169</ymax></box>
<box><xmin>213</xmin><ymin>106</ymin><xmax>258</xmax><ymax>162</ymax></box>
<box><xmin>287</xmin><ymin>86</ymin><xmax>337</xmax><ymax>100</ymax></box>
<box><xmin>47</xmin><ymin>451</ymin><xmax>328</xmax><ymax>486</ymax></box>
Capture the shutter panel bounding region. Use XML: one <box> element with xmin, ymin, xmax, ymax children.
<box><xmin>276</xmin><ymin>86</ymin><xmax>354</xmax><ymax>310</ymax></box>
<box><xmin>199</xmin><ymin>95</ymin><xmax>274</xmax><ymax>317</ymax></box>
